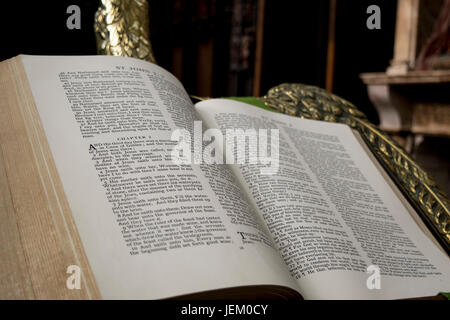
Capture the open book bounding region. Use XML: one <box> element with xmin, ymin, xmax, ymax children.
<box><xmin>1</xmin><ymin>55</ymin><xmax>449</xmax><ymax>300</ymax></box>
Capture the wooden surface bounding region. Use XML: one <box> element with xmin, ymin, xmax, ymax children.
<box><xmin>361</xmin><ymin>70</ymin><xmax>450</xmax><ymax>85</ymax></box>
<box><xmin>325</xmin><ymin>0</ymin><xmax>337</xmax><ymax>92</ymax></box>
<box><xmin>412</xmin><ymin>103</ymin><xmax>450</xmax><ymax>136</ymax></box>
<box><xmin>252</xmin><ymin>0</ymin><xmax>265</xmax><ymax>97</ymax></box>
<box><xmin>361</xmin><ymin>70</ymin><xmax>450</xmax><ymax>136</ymax></box>
<box><xmin>0</xmin><ymin>57</ymin><xmax>101</xmax><ymax>299</ymax></box>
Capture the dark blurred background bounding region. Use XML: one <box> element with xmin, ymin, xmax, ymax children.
<box><xmin>0</xmin><ymin>0</ymin><xmax>399</xmax><ymax>124</ymax></box>
<box><xmin>1</xmin><ymin>0</ymin><xmax>449</xmax><ymax>194</ymax></box>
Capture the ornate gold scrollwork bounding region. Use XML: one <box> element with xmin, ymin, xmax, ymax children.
<box><xmin>263</xmin><ymin>83</ymin><xmax>450</xmax><ymax>252</ymax></box>
<box><xmin>94</xmin><ymin>0</ymin><xmax>156</xmax><ymax>63</ymax></box>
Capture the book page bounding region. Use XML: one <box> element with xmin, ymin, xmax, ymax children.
<box><xmin>20</xmin><ymin>55</ymin><xmax>300</xmax><ymax>299</ymax></box>
<box><xmin>195</xmin><ymin>98</ymin><xmax>450</xmax><ymax>299</ymax></box>
<box><xmin>352</xmin><ymin>130</ymin><xmax>447</xmax><ymax>254</ymax></box>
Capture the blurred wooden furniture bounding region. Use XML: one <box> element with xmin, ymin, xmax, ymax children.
<box><xmin>360</xmin><ymin>70</ymin><xmax>450</xmax><ymax>136</ymax></box>
<box><xmin>361</xmin><ymin>0</ymin><xmax>450</xmax><ymax>142</ymax></box>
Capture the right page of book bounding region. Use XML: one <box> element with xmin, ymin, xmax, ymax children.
<box><xmin>195</xmin><ymin>98</ymin><xmax>450</xmax><ymax>299</ymax></box>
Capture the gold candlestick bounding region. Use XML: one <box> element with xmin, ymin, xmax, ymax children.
<box><xmin>94</xmin><ymin>0</ymin><xmax>156</xmax><ymax>63</ymax></box>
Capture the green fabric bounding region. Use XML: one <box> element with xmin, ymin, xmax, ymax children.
<box><xmin>439</xmin><ymin>292</ymin><xmax>450</xmax><ymax>300</ymax></box>
<box><xmin>224</xmin><ymin>96</ymin><xmax>279</xmax><ymax>113</ymax></box>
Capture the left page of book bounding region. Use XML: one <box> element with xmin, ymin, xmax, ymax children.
<box><xmin>20</xmin><ymin>55</ymin><xmax>300</xmax><ymax>299</ymax></box>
